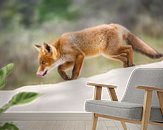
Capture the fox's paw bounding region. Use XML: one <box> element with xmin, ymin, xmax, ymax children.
<box><xmin>130</xmin><ymin>64</ymin><xmax>135</xmax><ymax>67</ymax></box>
<box><xmin>123</xmin><ymin>63</ymin><xmax>135</xmax><ymax>68</ymax></box>
<box><xmin>66</xmin><ymin>78</ymin><xmax>72</xmax><ymax>80</ymax></box>
<box><xmin>67</xmin><ymin>76</ymin><xmax>78</xmax><ymax>81</ymax></box>
<box><xmin>63</xmin><ymin>76</ymin><xmax>72</xmax><ymax>81</ymax></box>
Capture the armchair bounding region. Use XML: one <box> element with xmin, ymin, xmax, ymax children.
<box><xmin>85</xmin><ymin>68</ymin><xmax>163</xmax><ymax>130</ymax></box>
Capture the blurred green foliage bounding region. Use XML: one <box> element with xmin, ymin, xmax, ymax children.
<box><xmin>0</xmin><ymin>0</ymin><xmax>78</xmax><ymax>29</ymax></box>
<box><xmin>0</xmin><ymin>91</ymin><xmax>39</xmax><ymax>130</ymax></box>
<box><xmin>0</xmin><ymin>64</ymin><xmax>39</xmax><ymax>113</ymax></box>
<box><xmin>0</xmin><ymin>123</ymin><xmax>19</xmax><ymax>130</ymax></box>
<box><xmin>0</xmin><ymin>64</ymin><xmax>39</xmax><ymax>130</ymax></box>
<box><xmin>0</xmin><ymin>92</ymin><xmax>39</xmax><ymax>113</ymax></box>
<box><xmin>10</xmin><ymin>92</ymin><xmax>39</xmax><ymax>105</ymax></box>
<box><xmin>38</xmin><ymin>0</ymin><xmax>78</xmax><ymax>22</ymax></box>
<box><xmin>0</xmin><ymin>64</ymin><xmax>14</xmax><ymax>89</ymax></box>
<box><xmin>0</xmin><ymin>0</ymin><xmax>38</xmax><ymax>29</ymax></box>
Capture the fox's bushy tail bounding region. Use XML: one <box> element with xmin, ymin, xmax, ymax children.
<box><xmin>126</xmin><ymin>32</ymin><xmax>163</xmax><ymax>59</ymax></box>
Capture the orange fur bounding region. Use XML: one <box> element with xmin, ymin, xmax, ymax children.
<box><xmin>35</xmin><ymin>24</ymin><xmax>163</xmax><ymax>80</ymax></box>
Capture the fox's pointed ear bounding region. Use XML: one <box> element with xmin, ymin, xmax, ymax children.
<box><xmin>43</xmin><ymin>43</ymin><xmax>51</xmax><ymax>53</ymax></box>
<box><xmin>34</xmin><ymin>44</ymin><xmax>41</xmax><ymax>51</ymax></box>
<box><xmin>43</xmin><ymin>43</ymin><xmax>57</xmax><ymax>58</ymax></box>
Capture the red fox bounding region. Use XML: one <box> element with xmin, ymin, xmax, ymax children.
<box><xmin>35</xmin><ymin>24</ymin><xmax>163</xmax><ymax>80</ymax></box>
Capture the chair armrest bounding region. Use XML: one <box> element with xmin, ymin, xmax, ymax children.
<box><xmin>87</xmin><ymin>82</ymin><xmax>117</xmax><ymax>89</ymax></box>
<box><xmin>137</xmin><ymin>86</ymin><xmax>163</xmax><ymax>123</ymax></box>
<box><xmin>87</xmin><ymin>82</ymin><xmax>118</xmax><ymax>101</ymax></box>
<box><xmin>137</xmin><ymin>86</ymin><xmax>163</xmax><ymax>92</ymax></box>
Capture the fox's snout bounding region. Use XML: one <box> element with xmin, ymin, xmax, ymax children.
<box><xmin>36</xmin><ymin>69</ymin><xmax>48</xmax><ymax>77</ymax></box>
<box><xmin>36</xmin><ymin>71</ymin><xmax>44</xmax><ymax>77</ymax></box>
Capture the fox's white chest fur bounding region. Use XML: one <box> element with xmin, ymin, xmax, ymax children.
<box><xmin>52</xmin><ymin>57</ymin><xmax>67</xmax><ymax>69</ymax></box>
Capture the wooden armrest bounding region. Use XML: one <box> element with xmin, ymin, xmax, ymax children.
<box><xmin>137</xmin><ymin>86</ymin><xmax>163</xmax><ymax>92</ymax></box>
<box><xmin>87</xmin><ymin>82</ymin><xmax>117</xmax><ymax>89</ymax></box>
<box><xmin>137</xmin><ymin>86</ymin><xmax>163</xmax><ymax>122</ymax></box>
<box><xmin>87</xmin><ymin>82</ymin><xmax>118</xmax><ymax>101</ymax></box>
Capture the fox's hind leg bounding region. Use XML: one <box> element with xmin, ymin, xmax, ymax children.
<box><xmin>112</xmin><ymin>53</ymin><xmax>129</xmax><ymax>67</ymax></box>
<box><xmin>103</xmin><ymin>44</ymin><xmax>134</xmax><ymax>67</ymax></box>
<box><xmin>118</xmin><ymin>45</ymin><xmax>135</xmax><ymax>67</ymax></box>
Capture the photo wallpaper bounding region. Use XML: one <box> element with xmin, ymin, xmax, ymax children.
<box><xmin>0</xmin><ymin>0</ymin><xmax>162</xmax><ymax>90</ymax></box>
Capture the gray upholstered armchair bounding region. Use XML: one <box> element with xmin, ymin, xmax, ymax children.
<box><xmin>85</xmin><ymin>68</ymin><xmax>163</xmax><ymax>130</ymax></box>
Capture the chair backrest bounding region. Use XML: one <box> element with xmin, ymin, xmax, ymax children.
<box><xmin>122</xmin><ymin>68</ymin><xmax>163</xmax><ymax>106</ymax></box>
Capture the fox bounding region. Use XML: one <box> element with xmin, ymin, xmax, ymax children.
<box><xmin>34</xmin><ymin>23</ymin><xmax>163</xmax><ymax>80</ymax></box>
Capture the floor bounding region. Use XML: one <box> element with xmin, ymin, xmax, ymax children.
<box><xmin>1</xmin><ymin>120</ymin><xmax>140</xmax><ymax>130</ymax></box>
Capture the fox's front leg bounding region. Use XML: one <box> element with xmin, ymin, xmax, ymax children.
<box><xmin>58</xmin><ymin>61</ymin><xmax>74</xmax><ymax>80</ymax></box>
<box><xmin>71</xmin><ymin>54</ymin><xmax>84</xmax><ymax>80</ymax></box>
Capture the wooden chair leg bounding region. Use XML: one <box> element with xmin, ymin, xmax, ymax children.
<box><xmin>157</xmin><ymin>91</ymin><xmax>163</xmax><ymax>114</ymax></box>
<box><xmin>141</xmin><ymin>90</ymin><xmax>152</xmax><ymax>130</ymax></box>
<box><xmin>92</xmin><ymin>86</ymin><xmax>101</xmax><ymax>130</ymax></box>
<box><xmin>121</xmin><ymin>121</ymin><xmax>127</xmax><ymax>130</ymax></box>
<box><xmin>92</xmin><ymin>113</ymin><xmax>98</xmax><ymax>130</ymax></box>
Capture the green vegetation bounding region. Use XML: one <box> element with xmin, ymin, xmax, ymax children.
<box><xmin>0</xmin><ymin>123</ymin><xmax>19</xmax><ymax>130</ymax></box>
<box><xmin>0</xmin><ymin>64</ymin><xmax>39</xmax><ymax>130</ymax></box>
<box><xmin>10</xmin><ymin>92</ymin><xmax>39</xmax><ymax>105</ymax></box>
<box><xmin>0</xmin><ymin>92</ymin><xmax>39</xmax><ymax>130</ymax></box>
<box><xmin>0</xmin><ymin>92</ymin><xmax>39</xmax><ymax>113</ymax></box>
<box><xmin>0</xmin><ymin>63</ymin><xmax>14</xmax><ymax>89</ymax></box>
<box><xmin>38</xmin><ymin>0</ymin><xmax>78</xmax><ymax>22</ymax></box>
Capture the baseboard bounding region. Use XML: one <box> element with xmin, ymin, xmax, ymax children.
<box><xmin>0</xmin><ymin>112</ymin><xmax>93</xmax><ymax>121</ymax></box>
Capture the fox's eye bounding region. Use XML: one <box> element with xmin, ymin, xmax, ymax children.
<box><xmin>40</xmin><ymin>61</ymin><xmax>46</xmax><ymax>65</ymax></box>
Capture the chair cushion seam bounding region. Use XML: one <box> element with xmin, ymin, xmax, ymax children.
<box><xmin>86</xmin><ymin>102</ymin><xmax>143</xmax><ymax>109</ymax></box>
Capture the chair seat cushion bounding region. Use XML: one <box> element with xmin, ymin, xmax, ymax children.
<box><xmin>85</xmin><ymin>100</ymin><xmax>163</xmax><ymax>122</ymax></box>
